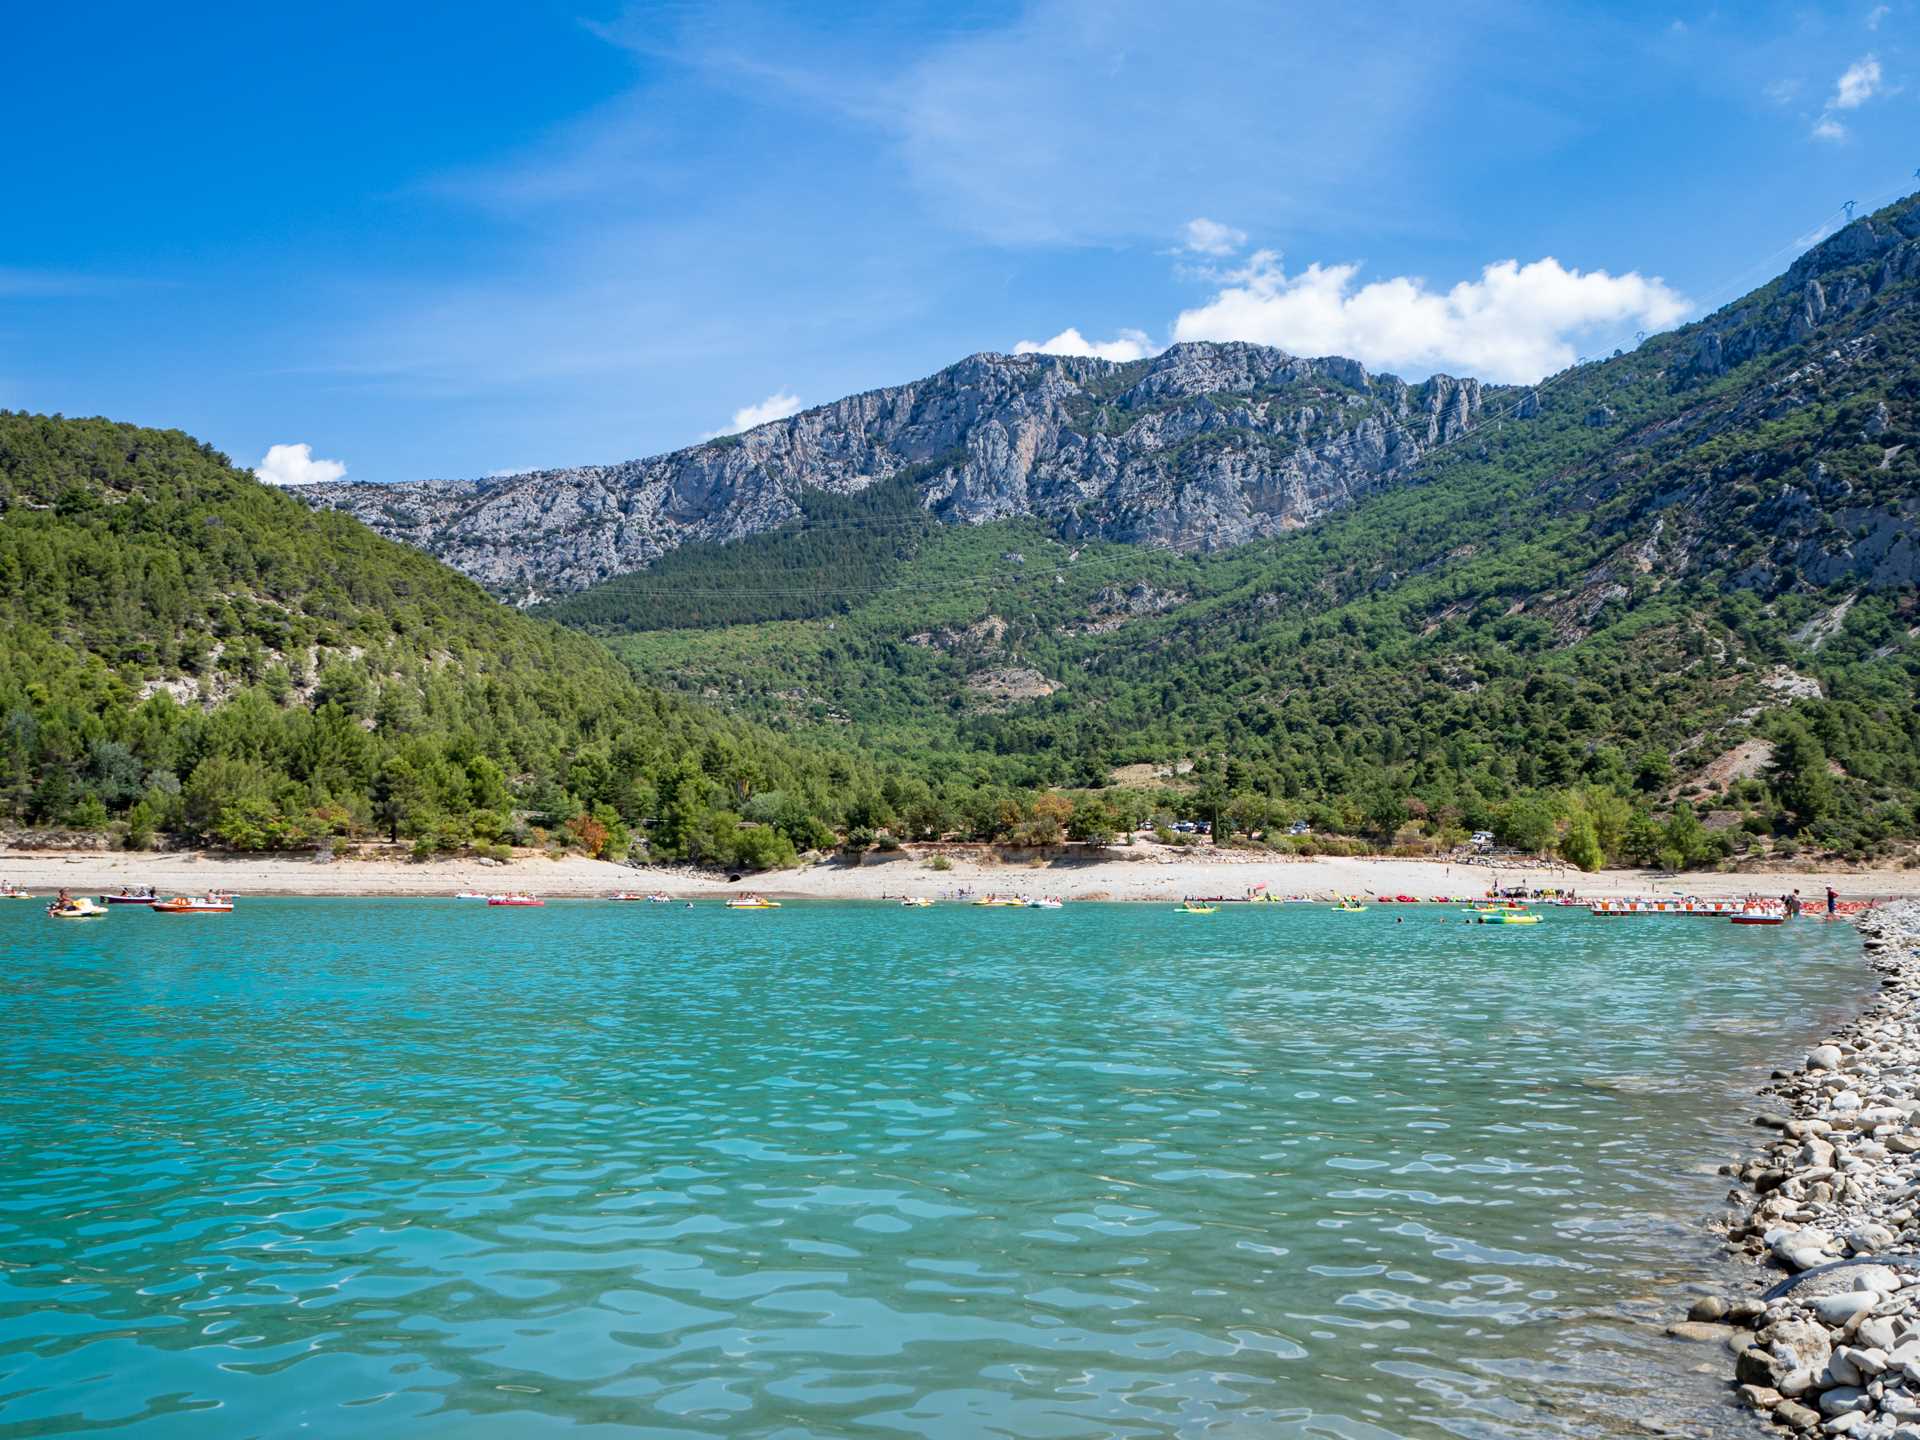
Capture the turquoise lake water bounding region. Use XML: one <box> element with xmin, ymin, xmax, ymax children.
<box><xmin>0</xmin><ymin>898</ymin><xmax>1866</xmax><ymax>1438</ymax></box>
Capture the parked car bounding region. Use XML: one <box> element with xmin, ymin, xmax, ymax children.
<box><xmin>1287</xmin><ymin>822</ymin><xmax>1311</xmax><ymax>836</ymax></box>
<box><xmin>1470</xmin><ymin>830</ymin><xmax>1495</xmax><ymax>847</ymax></box>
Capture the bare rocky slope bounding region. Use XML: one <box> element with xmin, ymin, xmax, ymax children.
<box><xmin>302</xmin><ymin>345</ymin><xmax>1482</xmax><ymax>601</ymax></box>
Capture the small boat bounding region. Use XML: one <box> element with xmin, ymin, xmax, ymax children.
<box><xmin>48</xmin><ymin>897</ymin><xmax>107</xmax><ymax>918</ymax></box>
<box><xmin>1731</xmin><ymin>911</ymin><xmax>1786</xmax><ymax>926</ymax></box>
<box><xmin>1247</xmin><ymin>891</ymin><xmax>1284</xmax><ymax>903</ymax></box>
<box><xmin>151</xmin><ymin>894</ymin><xmax>235</xmax><ymax>914</ymax></box>
<box><xmin>1176</xmin><ymin>901</ymin><xmax>1217</xmax><ymax>914</ymax></box>
<box><xmin>647</xmin><ymin>893</ymin><xmax>672</xmax><ymax>904</ymax></box>
<box><xmin>1480</xmin><ymin>911</ymin><xmax>1540</xmax><ymax>925</ymax></box>
<box><xmin>724</xmin><ymin>895</ymin><xmax>780</xmax><ymax>910</ymax></box>
<box><xmin>609</xmin><ymin>891</ymin><xmax>654</xmax><ymax>902</ymax></box>
<box><xmin>1033</xmin><ymin>897</ymin><xmax>1063</xmax><ymax>910</ymax></box>
<box><xmin>973</xmin><ymin>895</ymin><xmax>1027</xmax><ymax>908</ymax></box>
<box><xmin>454</xmin><ymin>890</ymin><xmax>495</xmax><ymax>900</ymax></box>
<box><xmin>100</xmin><ymin>890</ymin><xmax>158</xmax><ymax>905</ymax></box>
<box><xmin>488</xmin><ymin>893</ymin><xmax>544</xmax><ymax>908</ymax></box>
<box><xmin>0</xmin><ymin>883</ymin><xmax>35</xmax><ymax>900</ymax></box>
<box><xmin>899</xmin><ymin>896</ymin><xmax>935</xmax><ymax>908</ymax></box>
<box><xmin>1332</xmin><ymin>898</ymin><xmax>1368</xmax><ymax>913</ymax></box>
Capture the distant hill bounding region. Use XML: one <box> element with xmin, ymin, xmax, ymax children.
<box><xmin>0</xmin><ymin>414</ymin><xmax>883</xmax><ymax>867</ymax></box>
<box><xmin>303</xmin><ymin>345</ymin><xmax>1485</xmax><ymax>602</ymax></box>
<box><xmin>544</xmin><ymin>193</ymin><xmax>1920</xmax><ymax>865</ymax></box>
<box><xmin>314</xmin><ymin>195</ymin><xmax>1920</xmax><ymax>617</ymax></box>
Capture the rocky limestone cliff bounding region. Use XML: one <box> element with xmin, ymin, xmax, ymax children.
<box><xmin>302</xmin><ymin>342</ymin><xmax>1482</xmax><ymax>600</ymax></box>
<box><xmin>303</xmin><ymin>196</ymin><xmax>1920</xmax><ymax>607</ymax></box>
<box><xmin>1676</xmin><ymin>203</ymin><xmax>1920</xmax><ymax>385</ymax></box>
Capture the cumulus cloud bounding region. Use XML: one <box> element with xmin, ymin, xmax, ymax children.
<box><xmin>1813</xmin><ymin>53</ymin><xmax>1884</xmax><ymax>137</ymax></box>
<box><xmin>704</xmin><ymin>389</ymin><xmax>803</xmax><ymax>439</ymax></box>
<box><xmin>1170</xmin><ymin>251</ymin><xmax>1690</xmax><ymax>384</ymax></box>
<box><xmin>1833</xmin><ymin>54</ymin><xmax>1883</xmax><ymax>107</ymax></box>
<box><xmin>254</xmin><ymin>442</ymin><xmax>346</xmax><ymax>486</ymax></box>
<box><xmin>1180</xmin><ymin>217</ymin><xmax>1247</xmax><ymax>256</ymax></box>
<box><xmin>1013</xmin><ymin>327</ymin><xmax>1156</xmax><ymax>362</ymax></box>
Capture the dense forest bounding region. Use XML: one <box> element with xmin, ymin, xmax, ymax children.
<box><xmin>542</xmin><ymin>470</ymin><xmax>941</xmax><ymax>632</ymax></box>
<box><xmin>0</xmin><ymin>414</ymin><xmax>901</xmax><ymax>870</ymax></box>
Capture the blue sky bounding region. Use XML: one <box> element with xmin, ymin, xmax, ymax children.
<box><xmin>2</xmin><ymin>1</ymin><xmax>1913</xmax><ymax>485</ymax></box>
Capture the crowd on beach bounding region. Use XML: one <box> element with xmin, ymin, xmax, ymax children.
<box><xmin>1745</xmin><ymin>885</ymin><xmax>1845</xmax><ymax>918</ymax></box>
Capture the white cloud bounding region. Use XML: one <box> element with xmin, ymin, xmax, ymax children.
<box><xmin>1809</xmin><ymin>54</ymin><xmax>1883</xmax><ymax>141</ymax></box>
<box><xmin>0</xmin><ymin>267</ymin><xmax>99</xmax><ymax>298</ymax></box>
<box><xmin>1180</xmin><ymin>217</ymin><xmax>1247</xmax><ymax>256</ymax></box>
<box><xmin>1833</xmin><ymin>53</ymin><xmax>1883</xmax><ymax>107</ymax></box>
<box><xmin>716</xmin><ymin>389</ymin><xmax>803</xmax><ymax>436</ymax></box>
<box><xmin>1764</xmin><ymin>77</ymin><xmax>1803</xmax><ymax>105</ymax></box>
<box><xmin>878</xmin><ymin>0</ymin><xmax>1474</xmax><ymax>246</ymax></box>
<box><xmin>1868</xmin><ymin>5</ymin><xmax>1889</xmax><ymax>30</ymax></box>
<box><xmin>1170</xmin><ymin>251</ymin><xmax>1691</xmax><ymax>384</ymax></box>
<box><xmin>254</xmin><ymin>442</ymin><xmax>346</xmax><ymax>486</ymax></box>
<box><xmin>1013</xmin><ymin>327</ymin><xmax>1156</xmax><ymax>362</ymax></box>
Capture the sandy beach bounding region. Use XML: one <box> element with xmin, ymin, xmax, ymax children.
<box><xmin>5</xmin><ymin>842</ymin><xmax>1918</xmax><ymax>904</ymax></box>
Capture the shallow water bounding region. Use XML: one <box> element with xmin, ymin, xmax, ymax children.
<box><xmin>0</xmin><ymin>898</ymin><xmax>1864</xmax><ymax>1438</ymax></box>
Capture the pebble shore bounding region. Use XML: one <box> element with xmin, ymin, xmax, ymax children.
<box><xmin>1680</xmin><ymin>901</ymin><xmax>1920</xmax><ymax>1435</ymax></box>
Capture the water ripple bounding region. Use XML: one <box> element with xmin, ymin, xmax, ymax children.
<box><xmin>0</xmin><ymin>899</ymin><xmax>1864</xmax><ymax>1437</ymax></box>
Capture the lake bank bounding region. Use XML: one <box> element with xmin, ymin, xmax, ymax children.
<box><xmin>1679</xmin><ymin>900</ymin><xmax>1920</xmax><ymax>1434</ymax></box>
<box><xmin>4</xmin><ymin>842</ymin><xmax>1918</xmax><ymax>904</ymax></box>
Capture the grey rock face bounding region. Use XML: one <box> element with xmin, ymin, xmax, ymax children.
<box><xmin>1675</xmin><ymin>212</ymin><xmax>1920</xmax><ymax>389</ymax></box>
<box><xmin>301</xmin><ymin>342</ymin><xmax>1482</xmax><ymax>599</ymax></box>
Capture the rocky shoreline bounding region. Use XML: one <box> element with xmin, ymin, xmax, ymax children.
<box><xmin>1680</xmin><ymin>901</ymin><xmax>1920</xmax><ymax>1435</ymax></box>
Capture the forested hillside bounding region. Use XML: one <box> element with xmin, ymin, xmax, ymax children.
<box><xmin>9</xmin><ymin>195</ymin><xmax>1917</xmax><ymax>876</ymax></box>
<box><xmin>564</xmin><ymin>195</ymin><xmax>1920</xmax><ymax>869</ymax></box>
<box><xmin>0</xmin><ymin>414</ymin><xmax>889</xmax><ymax>867</ymax></box>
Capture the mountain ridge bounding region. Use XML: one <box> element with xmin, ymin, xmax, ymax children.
<box><xmin>0</xmin><ymin>193</ymin><xmax>1916</xmax><ymax>869</ymax></box>
<box><xmin>552</xmin><ymin>193</ymin><xmax>1920</xmax><ymax>863</ymax></box>
<box><xmin>304</xmin><ymin>196</ymin><xmax>1920</xmax><ymax>613</ymax></box>
<box><xmin>302</xmin><ymin>342</ymin><xmax>1487</xmax><ymax>600</ymax></box>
